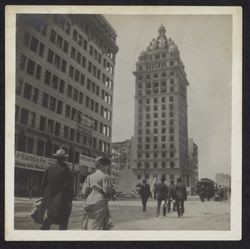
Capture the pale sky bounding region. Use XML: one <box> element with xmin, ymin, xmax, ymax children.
<box><xmin>105</xmin><ymin>15</ymin><xmax>232</xmax><ymax>180</ymax></box>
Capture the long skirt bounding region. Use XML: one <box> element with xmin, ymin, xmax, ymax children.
<box><xmin>81</xmin><ymin>199</ymin><xmax>110</xmax><ymax>230</ymax></box>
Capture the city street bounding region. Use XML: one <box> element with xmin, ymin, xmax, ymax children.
<box><xmin>15</xmin><ymin>198</ymin><xmax>230</xmax><ymax>230</ymax></box>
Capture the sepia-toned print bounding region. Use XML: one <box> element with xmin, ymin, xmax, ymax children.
<box><xmin>5</xmin><ymin>6</ymin><xmax>242</xmax><ymax>240</ymax></box>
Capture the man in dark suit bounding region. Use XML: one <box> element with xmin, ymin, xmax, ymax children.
<box><xmin>41</xmin><ymin>149</ymin><xmax>74</xmax><ymax>230</ymax></box>
<box><xmin>139</xmin><ymin>179</ymin><xmax>152</xmax><ymax>212</ymax></box>
<box><xmin>174</xmin><ymin>177</ymin><xmax>187</xmax><ymax>218</ymax></box>
<box><xmin>155</xmin><ymin>175</ymin><xmax>168</xmax><ymax>217</ymax></box>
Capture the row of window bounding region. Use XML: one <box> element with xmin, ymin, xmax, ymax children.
<box><xmin>139</xmin><ymin>96</ymin><xmax>174</xmax><ymax>104</ymax></box>
<box><xmin>19</xmin><ymin>54</ymin><xmax>42</xmax><ymax>80</ymax></box>
<box><xmin>50</xmin><ymin>28</ymin><xmax>69</xmax><ymax>54</ymax></box>
<box><xmin>137</xmin><ymin>151</ymin><xmax>175</xmax><ymax>159</ymax></box>
<box><xmin>137</xmin><ymin>86</ymin><xmax>175</xmax><ymax>96</ymax></box>
<box><xmin>19</xmin><ymin>55</ymin><xmax>113</xmax><ymax>116</ymax></box>
<box><xmin>138</xmin><ymin>118</ymin><xmax>175</xmax><ymax>128</ymax></box>
<box><xmin>89</xmin><ymin>44</ymin><xmax>102</xmax><ymax>64</ymax></box>
<box><xmin>16</xmin><ymin>91</ymin><xmax>111</xmax><ymax>138</ymax></box>
<box><xmin>15</xmin><ymin>106</ymin><xmax>111</xmax><ymax>152</ymax></box>
<box><xmin>68</xmin><ymin>15</ymin><xmax>116</xmax><ymax>59</ymax></box>
<box><xmin>70</xmin><ymin>46</ymin><xmax>87</xmax><ymax>69</ymax></box>
<box><xmin>139</xmin><ymin>52</ymin><xmax>175</xmax><ymax>62</ymax></box>
<box><xmin>139</xmin><ymin>112</ymin><xmax>175</xmax><ymax>121</ymax></box>
<box><xmin>137</xmin><ymin>142</ymin><xmax>175</xmax><ymax>150</ymax></box>
<box><xmin>16</xmin><ymin>79</ymin><xmax>39</xmax><ymax>103</ymax></box>
<box><xmin>17</xmin><ymin>75</ymin><xmax>111</xmax><ymax>125</ymax></box>
<box><xmin>137</xmin><ymin>160</ymin><xmax>175</xmax><ymax>169</ymax></box>
<box><xmin>47</xmin><ymin>49</ymin><xmax>67</xmax><ymax>73</ymax></box>
<box><xmin>138</xmin><ymin>78</ymin><xmax>175</xmax><ymax>89</ymax></box>
<box><xmin>23</xmin><ymin>28</ymin><xmax>113</xmax><ymax>92</ymax></box>
<box><xmin>138</xmin><ymin>134</ymin><xmax>175</xmax><ymax>143</ymax></box>
<box><xmin>137</xmin><ymin>71</ymin><xmax>174</xmax><ymax>80</ymax></box>
<box><xmin>138</xmin><ymin>60</ymin><xmax>177</xmax><ymax>71</ymax></box>
<box><xmin>137</xmin><ymin>149</ymin><xmax>175</xmax><ymax>158</ymax></box>
<box><xmin>138</xmin><ymin>104</ymin><xmax>175</xmax><ymax>113</ymax></box>
<box><xmin>72</xmin><ymin>24</ymin><xmax>115</xmax><ymax>64</ymax></box>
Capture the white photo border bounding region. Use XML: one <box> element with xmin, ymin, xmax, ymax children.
<box><xmin>5</xmin><ymin>5</ymin><xmax>242</xmax><ymax>241</ymax></box>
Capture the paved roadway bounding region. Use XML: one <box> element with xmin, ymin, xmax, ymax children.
<box><xmin>14</xmin><ymin>198</ymin><xmax>230</xmax><ymax>230</ymax></box>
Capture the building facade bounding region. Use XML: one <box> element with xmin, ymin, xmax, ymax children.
<box><xmin>15</xmin><ymin>14</ymin><xmax>118</xmax><ymax>196</ymax></box>
<box><xmin>188</xmin><ymin>138</ymin><xmax>199</xmax><ymax>194</ymax></box>
<box><xmin>133</xmin><ymin>25</ymin><xmax>190</xmax><ymax>185</ymax></box>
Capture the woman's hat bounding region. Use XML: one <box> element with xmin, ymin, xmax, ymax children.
<box><xmin>53</xmin><ymin>149</ymin><xmax>68</xmax><ymax>158</ymax></box>
<box><xmin>96</xmin><ymin>156</ymin><xmax>111</xmax><ymax>166</ymax></box>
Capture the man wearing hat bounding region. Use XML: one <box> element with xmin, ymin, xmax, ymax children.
<box><xmin>138</xmin><ymin>179</ymin><xmax>152</xmax><ymax>212</ymax></box>
<box><xmin>40</xmin><ymin>149</ymin><xmax>74</xmax><ymax>230</ymax></box>
<box><xmin>155</xmin><ymin>175</ymin><xmax>168</xmax><ymax>217</ymax></box>
<box><xmin>174</xmin><ymin>177</ymin><xmax>187</xmax><ymax>218</ymax></box>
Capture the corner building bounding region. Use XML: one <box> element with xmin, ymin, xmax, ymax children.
<box><xmin>15</xmin><ymin>14</ymin><xmax>118</xmax><ymax>196</ymax></box>
<box><xmin>133</xmin><ymin>25</ymin><xmax>189</xmax><ymax>185</ymax></box>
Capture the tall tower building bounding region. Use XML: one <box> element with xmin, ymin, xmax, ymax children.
<box><xmin>133</xmin><ymin>25</ymin><xmax>189</xmax><ymax>185</ymax></box>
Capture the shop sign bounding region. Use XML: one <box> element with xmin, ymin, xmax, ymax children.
<box><xmin>15</xmin><ymin>151</ymin><xmax>80</xmax><ymax>172</ymax></box>
<box><xmin>15</xmin><ymin>151</ymin><xmax>55</xmax><ymax>171</ymax></box>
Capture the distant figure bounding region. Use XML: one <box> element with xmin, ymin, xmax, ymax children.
<box><xmin>151</xmin><ymin>176</ymin><xmax>158</xmax><ymax>200</ymax></box>
<box><xmin>199</xmin><ymin>185</ymin><xmax>205</xmax><ymax>202</ymax></box>
<box><xmin>155</xmin><ymin>175</ymin><xmax>168</xmax><ymax>217</ymax></box>
<box><xmin>41</xmin><ymin>149</ymin><xmax>74</xmax><ymax>230</ymax></box>
<box><xmin>219</xmin><ymin>185</ymin><xmax>224</xmax><ymax>201</ymax></box>
<box><xmin>139</xmin><ymin>179</ymin><xmax>152</xmax><ymax>212</ymax></box>
<box><xmin>167</xmin><ymin>180</ymin><xmax>176</xmax><ymax>212</ymax></box>
<box><xmin>205</xmin><ymin>185</ymin><xmax>210</xmax><ymax>201</ymax></box>
<box><xmin>174</xmin><ymin>177</ymin><xmax>187</xmax><ymax>218</ymax></box>
<box><xmin>81</xmin><ymin>157</ymin><xmax>113</xmax><ymax>230</ymax></box>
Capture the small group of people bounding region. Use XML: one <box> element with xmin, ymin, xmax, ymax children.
<box><xmin>214</xmin><ymin>185</ymin><xmax>230</xmax><ymax>202</ymax></box>
<box><xmin>137</xmin><ymin>175</ymin><xmax>187</xmax><ymax>218</ymax></box>
<box><xmin>32</xmin><ymin>149</ymin><xmax>114</xmax><ymax>230</ymax></box>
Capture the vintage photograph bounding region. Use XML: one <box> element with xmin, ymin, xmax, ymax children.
<box><xmin>5</xmin><ymin>6</ymin><xmax>242</xmax><ymax>240</ymax></box>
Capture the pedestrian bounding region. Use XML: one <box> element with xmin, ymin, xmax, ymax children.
<box><xmin>167</xmin><ymin>180</ymin><xmax>176</xmax><ymax>212</ymax></box>
<box><xmin>139</xmin><ymin>179</ymin><xmax>152</xmax><ymax>212</ymax></box>
<box><xmin>219</xmin><ymin>185</ymin><xmax>224</xmax><ymax>201</ymax></box>
<box><xmin>40</xmin><ymin>149</ymin><xmax>74</xmax><ymax>230</ymax></box>
<box><xmin>81</xmin><ymin>156</ymin><xmax>113</xmax><ymax>230</ymax></box>
<box><xmin>151</xmin><ymin>176</ymin><xmax>158</xmax><ymax>200</ymax></box>
<box><xmin>174</xmin><ymin>177</ymin><xmax>187</xmax><ymax>218</ymax></box>
<box><xmin>199</xmin><ymin>184</ymin><xmax>205</xmax><ymax>202</ymax></box>
<box><xmin>155</xmin><ymin>175</ymin><xmax>168</xmax><ymax>217</ymax></box>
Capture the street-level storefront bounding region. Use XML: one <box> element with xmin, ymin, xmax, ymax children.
<box><xmin>15</xmin><ymin>151</ymin><xmax>80</xmax><ymax>197</ymax></box>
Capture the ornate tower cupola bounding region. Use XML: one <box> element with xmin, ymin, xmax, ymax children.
<box><xmin>158</xmin><ymin>24</ymin><xmax>166</xmax><ymax>37</ymax></box>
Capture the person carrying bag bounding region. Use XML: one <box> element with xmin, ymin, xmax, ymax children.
<box><xmin>40</xmin><ymin>149</ymin><xmax>74</xmax><ymax>230</ymax></box>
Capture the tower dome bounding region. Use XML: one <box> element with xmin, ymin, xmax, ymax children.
<box><xmin>158</xmin><ymin>24</ymin><xmax>166</xmax><ymax>37</ymax></box>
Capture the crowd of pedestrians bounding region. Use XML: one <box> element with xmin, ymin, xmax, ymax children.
<box><xmin>30</xmin><ymin>148</ymin><xmax>229</xmax><ymax>230</ymax></box>
<box><xmin>137</xmin><ymin>175</ymin><xmax>187</xmax><ymax>218</ymax></box>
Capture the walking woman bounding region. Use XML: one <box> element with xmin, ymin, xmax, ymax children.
<box><xmin>81</xmin><ymin>156</ymin><xmax>113</xmax><ymax>230</ymax></box>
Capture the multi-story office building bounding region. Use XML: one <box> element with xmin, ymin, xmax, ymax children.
<box><xmin>133</xmin><ymin>25</ymin><xmax>190</xmax><ymax>185</ymax></box>
<box><xmin>15</xmin><ymin>14</ymin><xmax>118</xmax><ymax>196</ymax></box>
<box><xmin>188</xmin><ymin>138</ymin><xmax>199</xmax><ymax>194</ymax></box>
